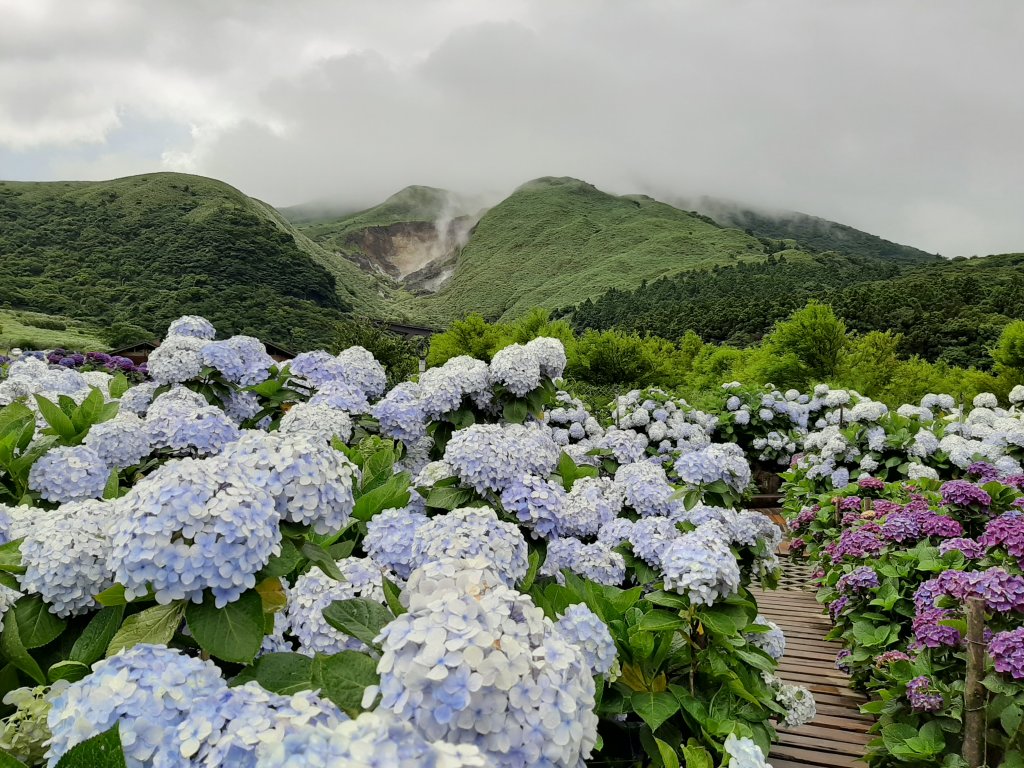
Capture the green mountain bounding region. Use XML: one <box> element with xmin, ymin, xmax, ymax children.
<box><xmin>671</xmin><ymin>195</ymin><xmax>941</xmax><ymax>265</ymax></box>
<box><xmin>0</xmin><ymin>173</ymin><xmax>389</xmax><ymax>350</ymax></box>
<box><xmin>396</xmin><ymin>177</ymin><xmax>793</xmax><ymax>325</ymax></box>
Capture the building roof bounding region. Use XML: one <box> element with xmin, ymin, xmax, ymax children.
<box><xmin>108</xmin><ymin>339</ymin><xmax>160</xmax><ymax>355</ymax></box>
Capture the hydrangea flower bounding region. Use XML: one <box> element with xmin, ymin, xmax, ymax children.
<box><xmin>615</xmin><ymin>461</ymin><xmax>679</xmax><ymax>517</ymax></box>
<box><xmin>775</xmin><ymin>682</ymin><xmax>816</xmax><ymax>728</ymax></box>
<box><xmin>744</xmin><ymin>616</ymin><xmax>786</xmax><ymax>660</ymax></box>
<box><xmin>541</xmin><ymin>538</ymin><xmax>625</xmax><ymax>586</ymax></box>
<box><xmin>0</xmin><ymin>682</ymin><xmax>68</xmax><ymax>765</ymax></box>
<box><xmin>175</xmin><ymin>683</ymin><xmax>346</xmax><ymax>768</ymax></box>
<box><xmin>412</xmin><ymin>507</ymin><xmax>528</xmax><ymax>587</ymax></box>
<box><xmin>558</xmin><ymin>477</ymin><xmax>622</xmax><ymax>538</ymax></box>
<box><xmin>940</xmin><ymin>480</ymin><xmax>992</xmax><ymax>509</ymax></box>
<box><xmin>335</xmin><ymin>346</ymin><xmax>388</xmax><ymax>400</ymax></box>
<box><xmin>222</xmin><ymin>431</ymin><xmax>358</xmax><ymax>535</ymax></box>
<box><xmin>444</xmin><ymin>424</ymin><xmax>558</xmax><ymax>494</ymax></box>
<box><xmin>555</xmin><ymin>604</ymin><xmax>616</xmax><ymax>676</ymax></box>
<box><xmin>598</xmin><ymin>428</ymin><xmax>648</xmax><ymax>465</ymax></box>
<box><xmin>525</xmin><ymin>337</ymin><xmax>566</xmax><ymax>380</ymax></box>
<box><xmin>18</xmin><ymin>499</ymin><xmax>121</xmax><ymax>617</ymax></box>
<box><xmin>46</xmin><ymin>645</ymin><xmax>225</xmax><ymax>767</ymax></box>
<box><xmin>83</xmin><ymin>413</ymin><xmax>152</xmax><ymax>468</ymax></box>
<box><xmin>118</xmin><ymin>381</ymin><xmax>160</xmax><ymax>416</ymax></box>
<box><xmin>905</xmin><ymin>676</ymin><xmax>943</xmax><ymax>712</ymax></box>
<box><xmin>836</xmin><ymin>566</ymin><xmax>880</xmax><ymax>595</ymax></box>
<box><xmin>673</xmin><ymin>443</ymin><xmax>751</xmax><ymax>492</ymax></box>
<box><xmin>723</xmin><ymin>733</ymin><xmax>771</xmax><ymax>768</ymax></box>
<box><xmin>364</xmin><ymin>507</ymin><xmax>429</xmax><ymax>579</ymax></box>
<box><xmin>628</xmin><ymin>517</ymin><xmax>682</xmax><ymax>569</ymax></box>
<box><xmin>373</xmin><ymin>559</ymin><xmax>598</xmax><ymax>768</ymax></box>
<box><xmin>500</xmin><ymin>475</ymin><xmax>567</xmax><ymax>539</ymax></box>
<box><xmin>597</xmin><ymin>518</ymin><xmax>634</xmax><ymax>547</ymax></box>
<box><xmin>488</xmin><ymin>344</ymin><xmax>541</xmax><ymax>396</ymax></box>
<box><xmin>28</xmin><ymin>445</ymin><xmax>109</xmax><ymax>503</ymax></box>
<box><xmin>110</xmin><ymin>456</ymin><xmax>281</xmax><ymax>606</ymax></box>
<box><xmin>661</xmin><ymin>525</ymin><xmax>740</xmax><ymax>605</ymax></box>
<box><xmin>372</xmin><ymin>382</ymin><xmax>427</xmax><ymax>442</ymax></box>
<box><xmin>278</xmin><ymin>402</ymin><xmax>353</xmax><ymax>443</ymax></box>
<box><xmin>257</xmin><ymin>709</ymin><xmax>489</xmax><ymax>768</ymax></box>
<box><xmin>980</xmin><ymin>512</ymin><xmax>1024</xmax><ymax>559</ymax></box>
<box><xmin>989</xmin><ymin>627</ymin><xmax>1024</xmax><ymax>679</ymax></box>
<box><xmin>147</xmin><ymin>336</ymin><xmax>206</xmax><ymax>384</ymax></box>
<box><xmin>913</xmin><ymin>607</ymin><xmax>962</xmax><ymax>648</ymax></box>
<box><xmin>200</xmin><ymin>336</ymin><xmax>274</xmax><ymax>387</ymax></box>
<box><xmin>166</xmin><ymin>315</ymin><xmax>217</xmax><ymax>340</ymax></box>
<box><xmin>284</xmin><ymin>559</ymin><xmax>386</xmax><ymax>654</ymax></box>
<box><xmin>418</xmin><ymin>357</ymin><xmax>491</xmax><ymax>419</ymax></box>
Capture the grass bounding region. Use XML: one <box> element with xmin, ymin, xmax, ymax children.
<box><xmin>0</xmin><ymin>310</ymin><xmax>107</xmax><ymax>353</ymax></box>
<box><xmin>400</xmin><ymin>177</ymin><xmax>775</xmax><ymax>325</ymax></box>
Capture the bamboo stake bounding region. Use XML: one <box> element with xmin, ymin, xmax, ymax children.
<box><xmin>963</xmin><ymin>597</ymin><xmax>986</xmax><ymax>768</ymax></box>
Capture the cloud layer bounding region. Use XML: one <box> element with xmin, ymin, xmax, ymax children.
<box><xmin>1</xmin><ymin>0</ymin><xmax>1022</xmax><ymax>256</ymax></box>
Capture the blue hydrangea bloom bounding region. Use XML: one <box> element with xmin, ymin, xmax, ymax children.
<box><xmin>661</xmin><ymin>526</ymin><xmax>741</xmax><ymax>606</ymax></box>
<box><xmin>615</xmin><ymin>461</ymin><xmax>681</xmax><ymax>517</ymax></box>
<box><xmin>597</xmin><ymin>518</ymin><xmax>635</xmax><ymax>547</ymax></box>
<box><xmin>541</xmin><ymin>538</ymin><xmax>625</xmax><ymax>586</ymax></box>
<box><xmin>364</xmin><ymin>508</ymin><xmax>429</xmax><ymax>579</ymax></box>
<box><xmin>84</xmin><ymin>413</ymin><xmax>152</xmax><ymax>468</ymax></box>
<box><xmin>488</xmin><ymin>344</ymin><xmax>542</xmax><ymax>396</ymax></box>
<box><xmin>500</xmin><ymin>474</ymin><xmax>567</xmax><ymax>539</ymax></box>
<box><xmin>110</xmin><ymin>456</ymin><xmax>281</xmax><ymax>606</ymax></box>
<box><xmin>166</xmin><ymin>315</ymin><xmax>217</xmax><ymax>340</ymax></box>
<box><xmin>335</xmin><ymin>346</ymin><xmax>387</xmax><ymax>400</ymax></box>
<box><xmin>628</xmin><ymin>517</ymin><xmax>682</xmax><ymax>569</ymax></box>
<box><xmin>278</xmin><ymin>402</ymin><xmax>353</xmax><ymax>443</ymax></box>
<box><xmin>147</xmin><ymin>336</ymin><xmax>205</xmax><ymax>384</ymax></box>
<box><xmin>558</xmin><ymin>477</ymin><xmax>623</xmax><ymax>538</ymax></box>
<box><xmin>28</xmin><ymin>445</ymin><xmax>109</xmax><ymax>503</ymax></box>
<box><xmin>200</xmin><ymin>336</ymin><xmax>274</xmax><ymax>386</ymax></box>
<box><xmin>412</xmin><ymin>507</ymin><xmax>528</xmax><ymax>587</ymax></box>
<box><xmin>444</xmin><ymin>424</ymin><xmax>559</xmax><ymax>494</ymax></box>
<box><xmin>743</xmin><ymin>615</ymin><xmax>786</xmax><ymax>660</ymax></box>
<box><xmin>46</xmin><ymin>645</ymin><xmax>225</xmax><ymax>768</ymax></box>
<box><xmin>555</xmin><ymin>604</ymin><xmax>617</xmax><ymax>675</ymax></box>
<box><xmin>372</xmin><ymin>382</ymin><xmax>427</xmax><ymax>442</ymax></box>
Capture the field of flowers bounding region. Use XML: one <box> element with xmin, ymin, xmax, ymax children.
<box><xmin>0</xmin><ymin>317</ymin><xmax>814</xmax><ymax>768</ymax></box>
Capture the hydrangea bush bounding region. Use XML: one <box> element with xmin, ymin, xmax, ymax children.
<box><xmin>0</xmin><ymin>316</ymin><xmax>800</xmax><ymax>768</ymax></box>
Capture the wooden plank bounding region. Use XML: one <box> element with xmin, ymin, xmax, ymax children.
<box><xmin>777</xmin><ymin>724</ymin><xmax>872</xmax><ymax>745</ymax></box>
<box><xmin>776</xmin><ymin>731</ymin><xmax>866</xmax><ymax>756</ymax></box>
<box><xmin>769</xmin><ymin>743</ymin><xmax>865</xmax><ymax>768</ymax></box>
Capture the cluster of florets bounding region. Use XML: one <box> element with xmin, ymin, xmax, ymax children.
<box><xmin>200</xmin><ymin>335</ymin><xmax>275</xmax><ymax>386</ymax></box>
<box><xmin>411</xmin><ymin>507</ymin><xmax>528</xmax><ymax>587</ymax></box>
<box><xmin>0</xmin><ymin>682</ymin><xmax>68</xmax><ymax>765</ymax></box>
<box><xmin>372</xmin><ymin>382</ymin><xmax>427</xmax><ymax>442</ymax></box>
<box><xmin>145</xmin><ymin>388</ymin><xmax>240</xmax><ymax>456</ymax></box>
<box><xmin>222</xmin><ymin>431</ymin><xmax>358</xmax><ymax>535</ymax></box>
<box><xmin>364</xmin><ymin>506</ymin><xmax>429</xmax><ymax>579</ymax></box>
<box><xmin>672</xmin><ymin>443</ymin><xmax>752</xmax><ymax>493</ymax></box>
<box><xmin>372</xmin><ymin>558</ymin><xmax>598</xmax><ymax>768</ymax></box>
<box><xmin>444</xmin><ymin>424</ymin><xmax>559</xmax><ymax>494</ymax></box>
<box><xmin>109</xmin><ymin>456</ymin><xmax>281</xmax><ymax>606</ymax></box>
<box><xmin>661</xmin><ymin>522</ymin><xmax>741</xmax><ymax>605</ymax></box>
<box><xmin>282</xmin><ymin>559</ymin><xmax>386</xmax><ymax>654</ymax></box>
<box><xmin>147</xmin><ymin>335</ymin><xmax>206</xmax><ymax>384</ymax></box>
<box><xmin>27</xmin><ymin>444</ymin><xmax>110</xmax><ymax>503</ymax></box>
<box><xmin>773</xmin><ymin>680</ymin><xmax>817</xmax><ymax>727</ymax></box>
<box><xmin>558</xmin><ymin>477</ymin><xmax>623</xmax><ymax>538</ymax></box>
<box><xmin>554</xmin><ymin>603</ymin><xmax>617</xmax><ymax>676</ymax></box>
<box><xmin>744</xmin><ymin>616</ymin><xmax>786</xmax><ymax>660</ymax></box>
<box><xmin>836</xmin><ymin>566</ymin><xmax>879</xmax><ymax>595</ymax></box>
<box><xmin>723</xmin><ymin>733</ymin><xmax>772</xmax><ymax>768</ymax></box>
<box><xmin>541</xmin><ymin>537</ymin><xmax>626</xmax><ymax>586</ymax></box>
<box><xmin>905</xmin><ymin>676</ymin><xmax>944</xmax><ymax>712</ymax></box>
<box><xmin>500</xmin><ymin>474</ymin><xmax>569</xmax><ymax>538</ymax></box>
<box><xmin>628</xmin><ymin>516</ymin><xmax>682</xmax><ymax>569</ymax></box>
<box><xmin>980</xmin><ymin>512</ymin><xmax>1024</xmax><ymax>559</ymax></box>
<box><xmin>278</xmin><ymin>401</ymin><xmax>353</xmax><ymax>443</ymax></box>
<box><xmin>83</xmin><ymin>412</ymin><xmax>152</xmax><ymax>468</ymax></box>
<box><xmin>615</xmin><ymin>461</ymin><xmax>680</xmax><ymax>517</ymax></box>
<box><xmin>17</xmin><ymin>499</ymin><xmax>121</xmax><ymax>617</ymax></box>
<box><xmin>989</xmin><ymin>627</ymin><xmax>1024</xmax><ymax>679</ymax></box>
<box><xmin>418</xmin><ymin>356</ymin><xmax>491</xmax><ymax>418</ymax></box>
<box><xmin>941</xmin><ymin>479</ymin><xmax>992</xmax><ymax>509</ymax></box>
<box><xmin>546</xmin><ymin>391</ymin><xmax>604</xmax><ymax>447</ymax></box>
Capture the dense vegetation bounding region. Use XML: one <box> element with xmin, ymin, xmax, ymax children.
<box><xmin>405</xmin><ymin>177</ymin><xmax>786</xmax><ymax>325</ymax></box>
<box><xmin>0</xmin><ymin>174</ymin><xmax>387</xmax><ymax>350</ymax></box>
<box><xmin>568</xmin><ymin>252</ymin><xmax>1024</xmax><ymax>371</ymax></box>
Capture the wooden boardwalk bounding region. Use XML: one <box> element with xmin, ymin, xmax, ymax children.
<box><xmin>752</xmin><ymin>559</ymin><xmax>872</xmax><ymax>768</ymax></box>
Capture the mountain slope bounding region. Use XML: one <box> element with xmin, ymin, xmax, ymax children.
<box><xmin>402</xmin><ymin>177</ymin><xmax>782</xmax><ymax>325</ymax></box>
<box><xmin>672</xmin><ymin>195</ymin><xmax>941</xmax><ymax>265</ymax></box>
<box><xmin>0</xmin><ymin>173</ymin><xmax>387</xmax><ymax>349</ymax></box>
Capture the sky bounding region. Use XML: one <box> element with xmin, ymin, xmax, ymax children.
<box><xmin>1</xmin><ymin>0</ymin><xmax>1022</xmax><ymax>257</ymax></box>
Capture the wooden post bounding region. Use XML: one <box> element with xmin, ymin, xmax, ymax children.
<box><xmin>963</xmin><ymin>597</ymin><xmax>987</xmax><ymax>768</ymax></box>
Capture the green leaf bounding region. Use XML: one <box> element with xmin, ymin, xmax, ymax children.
<box><xmin>300</xmin><ymin>541</ymin><xmax>344</xmax><ymax>580</ymax></box>
<box><xmin>322</xmin><ymin>598</ymin><xmax>393</xmax><ymax>649</ymax></box>
<box><xmin>106</xmin><ymin>602</ymin><xmax>184</xmax><ymax>657</ymax></box>
<box><xmin>655</xmin><ymin>737</ymin><xmax>681</xmax><ymax>768</ymax></box>
<box><xmin>424</xmin><ymin>485</ymin><xmax>476</xmax><ymax>511</ymax></box>
<box><xmin>557</xmin><ymin>451</ymin><xmax>578</xmax><ymax>491</ymax></box>
<box><xmin>502</xmin><ymin>399</ymin><xmax>528</xmax><ymax>424</ymax></box>
<box><xmin>0</xmin><ymin>749</ymin><xmax>28</xmax><ymax>767</ymax></box>
<box><xmin>361</xmin><ymin>448</ymin><xmax>396</xmax><ymax>493</ymax></box>
<box><xmin>48</xmin><ymin>660</ymin><xmax>91</xmax><ymax>684</ymax></box>
<box><xmin>71</xmin><ymin>388</ymin><xmax>105</xmax><ymax>432</ymax></box>
<box><xmin>0</xmin><ymin>540</ymin><xmax>24</xmax><ymax>575</ymax></box>
<box><xmin>230</xmin><ymin>652</ymin><xmax>313</xmax><ymax>694</ymax></box>
<box><xmin>258</xmin><ymin>538</ymin><xmax>302</xmax><ymax>580</ymax></box>
<box><xmin>0</xmin><ymin>610</ymin><xmax>45</xmax><ymax>684</ymax></box>
<box><xmin>681</xmin><ymin>741</ymin><xmax>713</xmax><ymax>768</ymax></box>
<box><xmin>54</xmin><ymin>724</ymin><xmax>127</xmax><ymax>768</ymax></box>
<box><xmin>102</xmin><ymin>470</ymin><xmax>120</xmax><ymax>500</ymax></box>
<box><xmin>185</xmin><ymin>590</ymin><xmax>264</xmax><ymax>664</ymax></box>
<box><xmin>381</xmin><ymin>577</ymin><xmax>406</xmax><ymax>617</ymax></box>
<box><xmin>108</xmin><ymin>373</ymin><xmax>129</xmax><ymax>400</ymax></box>
<box><xmin>33</xmin><ymin>395</ymin><xmax>76</xmax><ymax>439</ymax></box>
<box><xmin>352</xmin><ymin>474</ymin><xmax>411</xmax><ymax>522</ymax></box>
<box><xmin>94</xmin><ymin>584</ymin><xmax>128</xmax><ymax>607</ymax></box>
<box><xmin>13</xmin><ymin>595</ymin><xmax>66</xmax><ymax>648</ymax></box>
<box><xmin>638</xmin><ymin>609</ymin><xmax>686</xmax><ymax>632</ymax></box>
<box><xmin>310</xmin><ymin>651</ymin><xmax>379</xmax><ymax>717</ymax></box>
<box><xmin>631</xmin><ymin>691</ymin><xmax>680</xmax><ymax>732</ymax></box>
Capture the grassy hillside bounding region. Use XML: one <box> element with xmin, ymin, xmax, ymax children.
<box><xmin>0</xmin><ymin>310</ymin><xmax>107</xmax><ymax>352</ymax></box>
<box><xmin>674</xmin><ymin>195</ymin><xmax>941</xmax><ymax>265</ymax></box>
<box><xmin>403</xmin><ymin>177</ymin><xmax>781</xmax><ymax>325</ymax></box>
<box><xmin>0</xmin><ymin>173</ymin><xmax>388</xmax><ymax>349</ymax></box>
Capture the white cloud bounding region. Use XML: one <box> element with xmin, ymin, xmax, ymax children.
<box><xmin>0</xmin><ymin>0</ymin><xmax>1022</xmax><ymax>256</ymax></box>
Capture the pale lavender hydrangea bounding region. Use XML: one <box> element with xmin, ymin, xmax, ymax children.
<box><xmin>412</xmin><ymin>507</ymin><xmax>528</xmax><ymax>587</ymax></box>
<box><xmin>83</xmin><ymin>413</ymin><xmax>152</xmax><ymax>468</ymax></box>
<box><xmin>555</xmin><ymin>603</ymin><xmax>617</xmax><ymax>675</ymax></box>
<box><xmin>364</xmin><ymin>507</ymin><xmax>429</xmax><ymax>579</ymax></box>
<box><xmin>28</xmin><ymin>445</ymin><xmax>109</xmax><ymax>503</ymax></box>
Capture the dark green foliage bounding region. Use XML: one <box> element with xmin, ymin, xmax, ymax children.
<box><xmin>333</xmin><ymin>321</ymin><xmax>422</xmax><ymax>384</ymax></box>
<box><xmin>0</xmin><ymin>174</ymin><xmax>371</xmax><ymax>350</ymax></box>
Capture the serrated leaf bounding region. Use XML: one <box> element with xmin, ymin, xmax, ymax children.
<box><xmin>300</xmin><ymin>542</ymin><xmax>344</xmax><ymax>580</ymax></box>
<box><xmin>352</xmin><ymin>473</ymin><xmax>411</xmax><ymax>521</ymax></box>
<box><xmin>322</xmin><ymin>598</ymin><xmax>393</xmax><ymax>649</ymax></box>
<box><xmin>13</xmin><ymin>595</ymin><xmax>66</xmax><ymax>648</ymax></box>
<box><xmin>185</xmin><ymin>590</ymin><xmax>264</xmax><ymax>664</ymax></box>
<box><xmin>631</xmin><ymin>690</ymin><xmax>680</xmax><ymax>732</ymax></box>
<box><xmin>0</xmin><ymin>749</ymin><xmax>28</xmax><ymax>767</ymax></box>
<box><xmin>106</xmin><ymin>602</ymin><xmax>184</xmax><ymax>657</ymax></box>
<box><xmin>48</xmin><ymin>660</ymin><xmax>91</xmax><ymax>684</ymax></box>
<box><xmin>70</xmin><ymin>606</ymin><xmax>124</xmax><ymax>665</ymax></box>
<box><xmin>681</xmin><ymin>741</ymin><xmax>713</xmax><ymax>768</ymax></box>
<box><xmin>1</xmin><ymin>610</ymin><xmax>45</xmax><ymax>684</ymax></box>
<box><xmin>0</xmin><ymin>540</ymin><xmax>24</xmax><ymax>575</ymax></box>
<box><xmin>33</xmin><ymin>395</ymin><xmax>76</xmax><ymax>439</ymax></box>
<box><xmin>424</xmin><ymin>485</ymin><xmax>476</xmax><ymax>511</ymax></box>
<box><xmin>54</xmin><ymin>723</ymin><xmax>126</xmax><ymax>768</ymax></box>
<box><xmin>94</xmin><ymin>584</ymin><xmax>128</xmax><ymax>607</ymax></box>
<box><xmin>258</xmin><ymin>538</ymin><xmax>302</xmax><ymax>579</ymax></box>
<box><xmin>638</xmin><ymin>609</ymin><xmax>686</xmax><ymax>632</ymax></box>
<box><xmin>230</xmin><ymin>652</ymin><xmax>313</xmax><ymax>694</ymax></box>
<box><xmin>381</xmin><ymin>577</ymin><xmax>406</xmax><ymax>617</ymax></box>
<box><xmin>311</xmin><ymin>651</ymin><xmax>379</xmax><ymax>717</ymax></box>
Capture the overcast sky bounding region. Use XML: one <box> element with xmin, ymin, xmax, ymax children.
<box><xmin>1</xmin><ymin>0</ymin><xmax>1021</xmax><ymax>256</ymax></box>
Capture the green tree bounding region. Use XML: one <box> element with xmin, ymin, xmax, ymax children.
<box><xmin>992</xmin><ymin>320</ymin><xmax>1024</xmax><ymax>372</ymax></box>
<box><xmin>426</xmin><ymin>314</ymin><xmax>510</xmax><ymax>367</ymax></box>
<box><xmin>764</xmin><ymin>301</ymin><xmax>848</xmax><ymax>383</ymax></box>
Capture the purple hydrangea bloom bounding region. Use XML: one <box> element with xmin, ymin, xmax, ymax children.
<box><xmin>827</xmin><ymin>525</ymin><xmax>885</xmax><ymax>562</ymax></box>
<box><xmin>968</xmin><ymin>462</ymin><xmax>1002</xmax><ymax>483</ymax></box>
<box><xmin>829</xmin><ymin>596</ymin><xmax>849</xmax><ymax>620</ymax></box>
<box><xmin>980</xmin><ymin>512</ymin><xmax>1024</xmax><ymax>560</ymax></box>
<box><xmin>857</xmin><ymin>477</ymin><xmax>885</xmax><ymax>491</ymax></box>
<box><xmin>906</xmin><ymin>676</ymin><xmax>943</xmax><ymax>712</ymax></box>
<box><xmin>873</xmin><ymin>499</ymin><xmax>903</xmax><ymax>516</ymax></box>
<box><xmin>876</xmin><ymin>650</ymin><xmax>911</xmax><ymax>666</ymax></box>
<box><xmin>919</xmin><ymin>511</ymin><xmax>965</xmax><ymax>539</ymax></box>
<box><xmin>836</xmin><ymin>496</ymin><xmax>863</xmax><ymax>512</ymax></box>
<box><xmin>941</xmin><ymin>480</ymin><xmax>992</xmax><ymax>509</ymax></box>
<box><xmin>938</xmin><ymin>538</ymin><xmax>988</xmax><ymax>559</ymax></box>
<box><xmin>914</xmin><ymin>578</ymin><xmax>943</xmax><ymax>610</ymax></box>
<box><xmin>989</xmin><ymin>627</ymin><xmax>1024</xmax><ymax>679</ymax></box>
<box><xmin>835</xmin><ymin>649</ymin><xmax>852</xmax><ymax>673</ymax></box>
<box><xmin>836</xmin><ymin>566</ymin><xmax>879</xmax><ymax>594</ymax></box>
<box><xmin>912</xmin><ymin>608</ymin><xmax>962</xmax><ymax>648</ymax></box>
<box><xmin>880</xmin><ymin>512</ymin><xmax>921</xmax><ymax>543</ymax></box>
